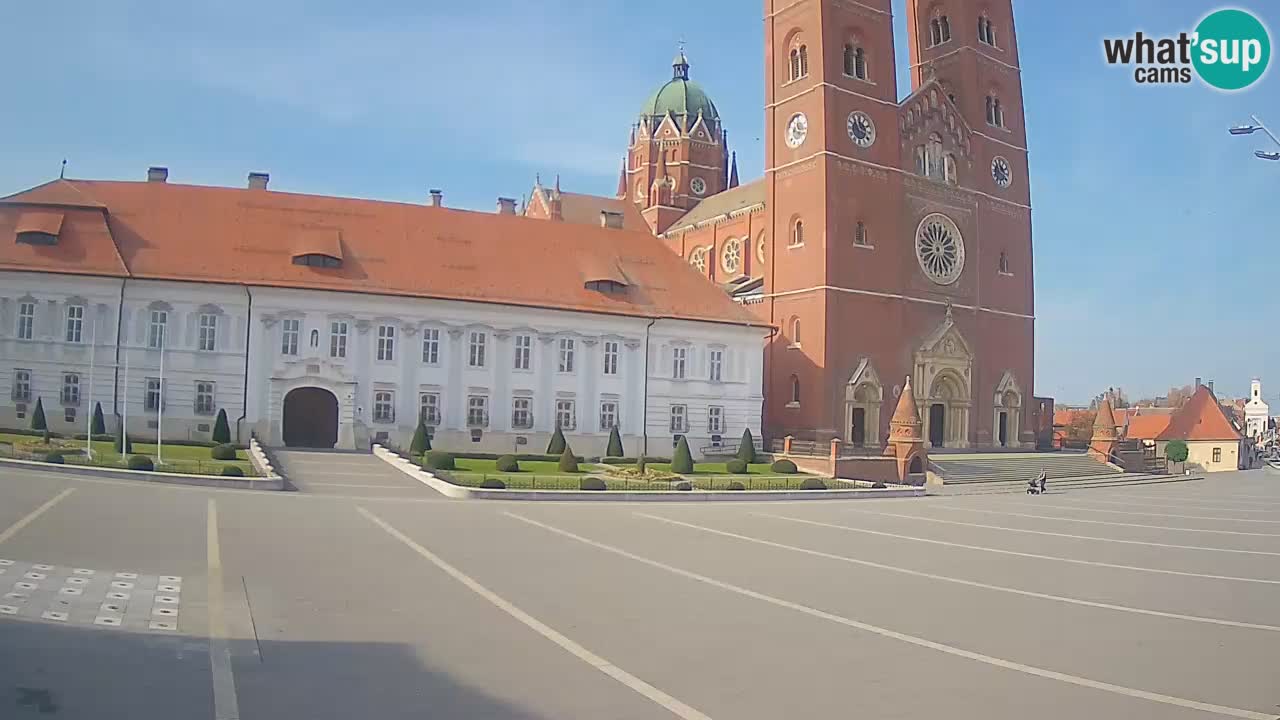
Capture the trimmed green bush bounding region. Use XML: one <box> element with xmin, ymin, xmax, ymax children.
<box><xmin>871</xmin><ymin>482</ymin><xmax>888</xmax><ymax>489</ymax></box>
<box><xmin>127</xmin><ymin>455</ymin><xmax>154</xmax><ymax>472</ymax></box>
<box><xmin>44</xmin><ymin>451</ymin><xmax>65</xmax><ymax>464</ymax></box>
<box><xmin>547</xmin><ymin>426</ymin><xmax>567</xmax><ymax>455</ymax></box>
<box><xmin>114</xmin><ymin>428</ymin><xmax>133</xmax><ymax>455</ymax></box>
<box><xmin>41</xmin><ymin>429</ymin><xmax>51</xmax><ymax>444</ymax></box>
<box><xmin>220</xmin><ymin>466</ymin><xmax>245</xmax><ymax>477</ymax></box>
<box><xmin>671</xmin><ymin>436</ymin><xmax>694</xmax><ymax>474</ymax></box>
<box><xmin>30</xmin><ymin>397</ymin><xmax>47</xmax><ymax>432</ymax></box>
<box><xmin>480</xmin><ymin>478</ymin><xmax>507</xmax><ymax>490</ymax></box>
<box><xmin>558</xmin><ymin>446</ymin><xmax>579</xmax><ymax>473</ymax></box>
<box><xmin>771</xmin><ymin>459</ymin><xmax>798</xmax><ymax>474</ymax></box>
<box><xmin>211</xmin><ymin>443</ymin><xmax>237</xmax><ymax>461</ymax></box>
<box><xmin>737</xmin><ymin>428</ymin><xmax>757</xmax><ymax>464</ymax></box>
<box><xmin>212</xmin><ymin>409</ymin><xmax>232</xmax><ymax>444</ymax></box>
<box><xmin>726</xmin><ymin>480</ymin><xmax>746</xmax><ymax>491</ymax></box>
<box><xmin>1165</xmin><ymin>439</ymin><xmax>1189</xmax><ymax>463</ymax></box>
<box><xmin>423</xmin><ymin>451</ymin><xmax>455</xmax><ymax>471</ymax></box>
<box><xmin>800</xmin><ymin>477</ymin><xmax>827</xmax><ymax>490</ymax></box>
<box><xmin>674</xmin><ymin>481</ymin><xmax>693</xmax><ymax>491</ymax></box>
<box><xmin>74</xmin><ymin>433</ymin><xmax>114</xmax><ymax>442</ymax></box>
<box><xmin>409</xmin><ymin>422</ymin><xmax>430</xmax><ymax>455</ymax></box>
<box><xmin>580</xmin><ymin>476</ymin><xmax>606</xmax><ymax>491</ymax></box>
<box><xmin>606</xmin><ymin>426</ymin><xmax>624</xmax><ymax>457</ymax></box>
<box><xmin>495</xmin><ymin>455</ymin><xmax>520</xmax><ymax>473</ymax></box>
<box><xmin>726</xmin><ymin>458</ymin><xmax>748</xmax><ymax>474</ymax></box>
<box><xmin>91</xmin><ymin>403</ymin><xmax>106</xmax><ymax>435</ymax></box>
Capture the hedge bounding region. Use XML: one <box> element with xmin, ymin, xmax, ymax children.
<box><xmin>72</xmin><ymin>434</ymin><xmax>115</xmax><ymax>442</ymax></box>
<box><xmin>771</xmin><ymin>459</ymin><xmax>798</xmax><ymax>474</ymax></box>
<box><xmin>220</xmin><ymin>466</ymin><xmax>245</xmax><ymax>477</ymax></box>
<box><xmin>598</xmin><ymin>456</ymin><xmax>672</xmax><ymax>465</ymax></box>
<box><xmin>44</xmin><ymin>451</ymin><xmax>65</xmax><ymax>464</ymax></box>
<box><xmin>871</xmin><ymin>482</ymin><xmax>888</xmax><ymax>489</ymax></box>
<box><xmin>580</xmin><ymin>477</ymin><xmax>606</xmax><ymax>491</ymax></box>
<box><xmin>0</xmin><ymin>428</ymin><xmax>60</xmax><ymax>439</ymax></box>
<box><xmin>423</xmin><ymin>451</ymin><xmax>456</xmax><ymax>471</ymax></box>
<box><xmin>799</xmin><ymin>477</ymin><xmax>827</xmax><ymax>490</ymax></box>
<box><xmin>726</xmin><ymin>458</ymin><xmax>748</xmax><ymax>474</ymax></box>
<box><xmin>446</xmin><ymin>452</ymin><xmax>577</xmax><ymax>463</ymax></box>
<box><xmin>725</xmin><ymin>481</ymin><xmax>746</xmax><ymax>491</ymax></box>
<box><xmin>211</xmin><ymin>444</ymin><xmax>238</xmax><ymax>461</ymax></box>
<box><xmin>127</xmin><ymin>455</ymin><xmax>154</xmax><ymax>471</ymax></box>
<box><xmin>480</xmin><ymin>478</ymin><xmax>507</xmax><ymax>490</ymax></box>
<box><xmin>495</xmin><ymin>455</ymin><xmax>520</xmax><ymax>473</ymax></box>
<box><xmin>558</xmin><ymin>447</ymin><xmax>579</xmax><ymax>473</ymax></box>
<box><xmin>674</xmin><ymin>481</ymin><xmax>693</xmax><ymax>491</ymax></box>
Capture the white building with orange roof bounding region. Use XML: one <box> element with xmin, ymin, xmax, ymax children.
<box><xmin>0</xmin><ymin>170</ymin><xmax>768</xmax><ymax>458</ymax></box>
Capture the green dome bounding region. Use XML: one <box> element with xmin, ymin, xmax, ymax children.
<box><xmin>640</xmin><ymin>52</ymin><xmax>720</xmax><ymax>124</ymax></box>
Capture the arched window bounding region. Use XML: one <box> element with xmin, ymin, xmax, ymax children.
<box><xmin>854</xmin><ymin>221</ymin><xmax>869</xmax><ymax>247</ymax></box>
<box><xmin>791</xmin><ymin>219</ymin><xmax>804</xmax><ymax>247</ymax></box>
<box><xmin>791</xmin><ymin>317</ymin><xmax>801</xmax><ymax>345</ymax></box>
<box><xmin>843</xmin><ymin>44</ymin><xmax>868</xmax><ymax>80</ymax></box>
<box><xmin>789</xmin><ymin>44</ymin><xmax>809</xmax><ymax>81</ymax></box>
<box><xmin>979</xmin><ymin>16</ymin><xmax>997</xmax><ymax>47</ymax></box>
<box><xmin>791</xmin><ymin>376</ymin><xmax>802</xmax><ymax>405</ymax></box>
<box><xmin>310</xmin><ymin>329</ymin><xmax>320</xmax><ymax>348</ymax></box>
<box><xmin>944</xmin><ymin>154</ymin><xmax>958</xmax><ymax>185</ymax></box>
<box><xmin>998</xmin><ymin>251</ymin><xmax>1010</xmax><ymax>274</ymax></box>
<box><xmin>926</xmin><ymin>133</ymin><xmax>944</xmax><ymax>179</ymax></box>
<box><xmin>930</xmin><ymin>18</ymin><xmax>942</xmax><ymax>46</ymax></box>
<box><xmin>986</xmin><ymin>95</ymin><xmax>1005</xmax><ymax>126</ymax></box>
<box><xmin>940</xmin><ymin>15</ymin><xmax>951</xmax><ymax>42</ymax></box>
<box><xmin>994</xmin><ymin>99</ymin><xmax>1005</xmax><ymax>128</ymax></box>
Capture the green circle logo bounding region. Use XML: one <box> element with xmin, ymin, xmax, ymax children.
<box><xmin>1193</xmin><ymin>8</ymin><xmax>1271</xmax><ymax>90</ymax></box>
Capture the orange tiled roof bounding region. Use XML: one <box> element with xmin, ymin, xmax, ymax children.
<box><xmin>557</xmin><ymin>192</ymin><xmax>649</xmax><ymax>232</ymax></box>
<box><xmin>0</xmin><ymin>178</ymin><xmax>764</xmax><ymax>326</ymax></box>
<box><xmin>1157</xmin><ymin>386</ymin><xmax>1242</xmax><ymax>442</ymax></box>
<box><xmin>1124</xmin><ymin>414</ymin><xmax>1172</xmax><ymax>441</ymax></box>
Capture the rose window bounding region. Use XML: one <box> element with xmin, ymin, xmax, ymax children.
<box><xmin>722</xmin><ymin>238</ymin><xmax>743</xmax><ymax>275</ymax></box>
<box><xmin>915</xmin><ymin>213</ymin><xmax>965</xmax><ymax>285</ymax></box>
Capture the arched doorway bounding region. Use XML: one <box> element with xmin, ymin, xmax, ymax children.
<box><xmin>283</xmin><ymin>387</ymin><xmax>339</xmax><ymax>449</ymax></box>
<box><xmin>929</xmin><ymin>404</ymin><xmax>946</xmax><ymax>448</ymax></box>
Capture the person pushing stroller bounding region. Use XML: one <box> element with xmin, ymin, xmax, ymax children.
<box><xmin>1027</xmin><ymin>469</ymin><xmax>1047</xmax><ymax>495</ymax></box>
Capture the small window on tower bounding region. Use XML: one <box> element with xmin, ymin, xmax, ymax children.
<box><xmin>790</xmin><ymin>220</ymin><xmax>804</xmax><ymax>248</ymax></box>
<box><xmin>999</xmin><ymin>251</ymin><xmax>1011</xmax><ymax>275</ymax></box>
<box><xmin>854</xmin><ymin>221</ymin><xmax>870</xmax><ymax>247</ymax></box>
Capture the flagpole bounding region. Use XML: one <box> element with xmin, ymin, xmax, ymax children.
<box><xmin>157</xmin><ymin>333</ymin><xmax>164</xmax><ymax>466</ymax></box>
<box><xmin>86</xmin><ymin>317</ymin><xmax>96</xmax><ymax>460</ymax></box>
<box><xmin>122</xmin><ymin>354</ymin><xmax>129</xmax><ymax>455</ymax></box>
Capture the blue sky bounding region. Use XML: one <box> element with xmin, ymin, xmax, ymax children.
<box><xmin>1</xmin><ymin>0</ymin><xmax>1276</xmax><ymax>405</ymax></box>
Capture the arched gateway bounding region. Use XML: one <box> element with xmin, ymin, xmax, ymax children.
<box><xmin>282</xmin><ymin>387</ymin><xmax>339</xmax><ymax>449</ymax></box>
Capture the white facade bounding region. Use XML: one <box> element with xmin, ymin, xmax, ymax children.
<box><xmin>1</xmin><ymin>272</ymin><xmax>765</xmax><ymax>458</ymax></box>
<box><xmin>1244</xmin><ymin>379</ymin><xmax>1269</xmax><ymax>440</ymax></box>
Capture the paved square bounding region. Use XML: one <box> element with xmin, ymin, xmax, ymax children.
<box><xmin>0</xmin><ymin>558</ymin><xmax>184</xmax><ymax>634</ymax></box>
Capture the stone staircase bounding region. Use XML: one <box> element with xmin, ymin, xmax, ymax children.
<box><xmin>931</xmin><ymin>451</ymin><xmax>1121</xmax><ymax>485</ymax></box>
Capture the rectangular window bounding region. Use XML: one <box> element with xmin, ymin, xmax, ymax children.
<box><xmin>467</xmin><ymin>395</ymin><xmax>489</xmax><ymax>427</ymax></box>
<box><xmin>709</xmin><ymin>349</ymin><xmax>723</xmax><ymax>382</ymax></box>
<box><xmin>148</xmin><ymin>309</ymin><xmax>167</xmax><ymax>349</ymax></box>
<box><xmin>377</xmin><ymin>324</ymin><xmax>396</xmax><ymax>362</ymax></box>
<box><xmin>555</xmin><ymin>399</ymin><xmax>577</xmax><ymax>431</ymax></box>
<box><xmin>192</xmin><ymin>381</ymin><xmax>215</xmax><ymax>415</ymax></box>
<box><xmin>198</xmin><ymin>313</ymin><xmax>217</xmax><ymax>352</ymax></box>
<box><xmin>1213</xmin><ymin>448</ymin><xmax>1223</xmax><ymax>463</ymax></box>
<box><xmin>511</xmin><ymin>397</ymin><xmax>533</xmax><ymax>429</ymax></box>
<box><xmin>419</xmin><ymin>392</ymin><xmax>441</xmax><ymax>426</ymax></box>
<box><xmin>672</xmin><ymin>347</ymin><xmax>687</xmax><ymax>380</ymax></box>
<box><xmin>599</xmin><ymin>401</ymin><xmax>618</xmax><ymax>431</ymax></box>
<box><xmin>558</xmin><ymin>338</ymin><xmax>576</xmax><ymax>373</ymax></box>
<box><xmin>669</xmin><ymin>404</ymin><xmax>688</xmax><ymax>433</ymax></box>
<box><xmin>281</xmin><ymin>319</ymin><xmax>300</xmax><ymax>356</ymax></box>
<box><xmin>422</xmin><ymin>328</ymin><xmax>440</xmax><ymax>364</ymax></box>
<box><xmin>708</xmin><ymin>405</ymin><xmax>724</xmax><ymax>434</ymax></box>
<box><xmin>12</xmin><ymin>369</ymin><xmax>32</xmax><ymax>402</ymax></box>
<box><xmin>513</xmin><ymin>334</ymin><xmax>532</xmax><ymax>371</ymax></box>
<box><xmin>602</xmin><ymin>341</ymin><xmax>619</xmax><ymax>376</ymax></box>
<box><xmin>373</xmin><ymin>391</ymin><xmax>395</xmax><ymax>424</ymax></box>
<box><xmin>61</xmin><ymin>373</ymin><xmax>80</xmax><ymax>406</ymax></box>
<box><xmin>17</xmin><ymin>302</ymin><xmax>35</xmax><ymax>340</ymax></box>
<box><xmin>145</xmin><ymin>378</ymin><xmax>163</xmax><ymax>411</ymax></box>
<box><xmin>330</xmin><ymin>321</ymin><xmax>348</xmax><ymax>359</ymax></box>
<box><xmin>65</xmin><ymin>304</ymin><xmax>84</xmax><ymax>343</ymax></box>
<box><xmin>468</xmin><ymin>332</ymin><xmax>486</xmax><ymax>368</ymax></box>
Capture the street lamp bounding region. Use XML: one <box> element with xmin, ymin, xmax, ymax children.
<box><xmin>1228</xmin><ymin>115</ymin><xmax>1280</xmax><ymax>161</ymax></box>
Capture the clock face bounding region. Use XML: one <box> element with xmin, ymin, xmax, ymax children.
<box><xmin>847</xmin><ymin>111</ymin><xmax>876</xmax><ymax>148</ymax></box>
<box><xmin>785</xmin><ymin>113</ymin><xmax>808</xmax><ymax>149</ymax></box>
<box><xmin>690</xmin><ymin>177</ymin><xmax>707</xmax><ymax>196</ymax></box>
<box><xmin>991</xmin><ymin>156</ymin><xmax>1012</xmax><ymax>188</ymax></box>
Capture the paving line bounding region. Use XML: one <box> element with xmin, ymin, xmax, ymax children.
<box><xmin>636</xmin><ymin>513</ymin><xmax>1280</xmax><ymax>632</ymax></box>
<box><xmin>357</xmin><ymin>507</ymin><xmax>712</xmax><ymax>720</ymax></box>
<box><xmin>987</xmin><ymin>500</ymin><xmax>1280</xmax><ymax>525</ymax></box>
<box><xmin>505</xmin><ymin>512</ymin><xmax>1273</xmax><ymax>720</ymax></box>
<box><xmin>932</xmin><ymin>505</ymin><xmax>1280</xmax><ymax>537</ymax></box>
<box><xmin>206</xmin><ymin>500</ymin><xmax>240</xmax><ymax>720</ymax></box>
<box><xmin>1102</xmin><ymin>492</ymin><xmax>1280</xmax><ymax>506</ymax></box>
<box><xmin>296</xmin><ymin>483</ymin><xmax>418</xmax><ymax>489</ymax></box>
<box><xmin>1044</xmin><ymin>497</ymin><xmax>1280</xmax><ymax>516</ymax></box>
<box><xmin>0</xmin><ymin>488</ymin><xmax>75</xmax><ymax>544</ymax></box>
<box><xmin>755</xmin><ymin>513</ymin><xmax>1280</xmax><ymax>585</ymax></box>
<box><xmin>844</xmin><ymin>508</ymin><xmax>1280</xmax><ymax>557</ymax></box>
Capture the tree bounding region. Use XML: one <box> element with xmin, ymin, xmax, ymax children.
<box><xmin>409</xmin><ymin>422</ymin><xmax>431</xmax><ymax>455</ymax></box>
<box><xmin>212</xmin><ymin>409</ymin><xmax>231</xmax><ymax>444</ymax></box>
<box><xmin>547</xmin><ymin>425</ymin><xmax>567</xmax><ymax>455</ymax></box>
<box><xmin>91</xmin><ymin>402</ymin><xmax>106</xmax><ymax>435</ymax></box>
<box><xmin>1165</xmin><ymin>439</ymin><xmax>1189</xmax><ymax>463</ymax></box>
<box><xmin>605</xmin><ymin>426</ymin><xmax>624</xmax><ymax>457</ymax></box>
<box><xmin>1064</xmin><ymin>411</ymin><xmax>1096</xmax><ymax>447</ymax></box>
<box><xmin>30</xmin><ymin>397</ymin><xmax>47</xmax><ymax>432</ymax></box>
<box><xmin>672</xmin><ymin>436</ymin><xmax>694</xmax><ymax>474</ymax></box>
<box><xmin>737</xmin><ymin>428</ymin><xmax>757</xmax><ymax>464</ymax></box>
<box><xmin>557</xmin><ymin>445</ymin><xmax>579</xmax><ymax>473</ymax></box>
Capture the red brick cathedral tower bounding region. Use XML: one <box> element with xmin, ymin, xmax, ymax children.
<box><xmin>761</xmin><ymin>0</ymin><xmax>1034</xmax><ymax>450</ymax></box>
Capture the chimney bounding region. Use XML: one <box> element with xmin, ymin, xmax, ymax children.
<box><xmin>496</xmin><ymin>197</ymin><xmax>517</xmax><ymax>215</ymax></box>
<box><xmin>600</xmin><ymin>211</ymin><xmax>624</xmax><ymax>229</ymax></box>
<box><xmin>1194</xmin><ymin>377</ymin><xmax>1202</xmax><ymax>388</ymax></box>
<box><xmin>147</xmin><ymin>166</ymin><xmax>169</xmax><ymax>183</ymax></box>
<box><xmin>429</xmin><ymin>189</ymin><xmax>443</xmax><ymax>208</ymax></box>
<box><xmin>248</xmin><ymin>172</ymin><xmax>270</xmax><ymax>190</ymax></box>
<box><xmin>1207</xmin><ymin>380</ymin><xmax>1214</xmax><ymax>394</ymax></box>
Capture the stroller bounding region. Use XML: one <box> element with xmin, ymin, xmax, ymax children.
<box><xmin>1027</xmin><ymin>470</ymin><xmax>1047</xmax><ymax>495</ymax></box>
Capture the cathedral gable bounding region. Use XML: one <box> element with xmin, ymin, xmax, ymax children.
<box><xmin>899</xmin><ymin>80</ymin><xmax>973</xmax><ymax>164</ymax></box>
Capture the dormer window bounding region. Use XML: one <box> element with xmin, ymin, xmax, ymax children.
<box><xmin>14</xmin><ymin>211</ymin><xmax>64</xmax><ymax>245</ymax></box>
<box><xmin>292</xmin><ymin>253</ymin><xmax>342</xmax><ymax>268</ymax></box>
<box><xmin>585</xmin><ymin>279</ymin><xmax>628</xmax><ymax>294</ymax></box>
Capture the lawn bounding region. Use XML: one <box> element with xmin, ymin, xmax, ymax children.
<box><xmin>0</xmin><ymin>433</ymin><xmax>258</xmax><ymax>477</ymax></box>
<box><xmin>428</xmin><ymin>457</ymin><xmax>836</xmax><ymax>492</ymax></box>
<box><xmin>637</xmin><ymin>462</ymin><xmax>784</xmax><ymax>476</ymax></box>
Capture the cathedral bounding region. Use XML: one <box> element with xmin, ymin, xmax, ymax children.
<box><xmin>527</xmin><ymin>0</ymin><xmax>1036</xmax><ymax>450</ymax></box>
